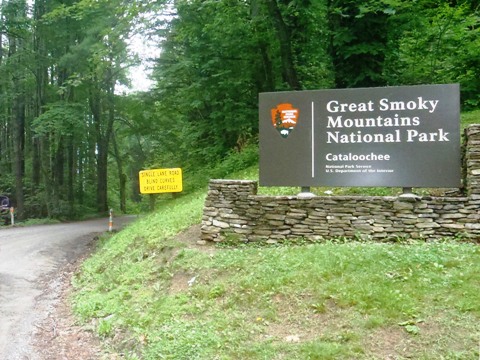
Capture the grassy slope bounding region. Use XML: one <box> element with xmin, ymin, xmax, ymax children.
<box><xmin>73</xmin><ymin>111</ymin><xmax>480</xmax><ymax>359</ymax></box>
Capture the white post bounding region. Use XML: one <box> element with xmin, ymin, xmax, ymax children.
<box><xmin>10</xmin><ymin>207</ymin><xmax>14</xmax><ymax>226</ymax></box>
<box><xmin>109</xmin><ymin>208</ymin><xmax>113</xmax><ymax>232</ymax></box>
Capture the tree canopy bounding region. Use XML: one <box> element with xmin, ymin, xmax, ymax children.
<box><xmin>0</xmin><ymin>0</ymin><xmax>478</xmax><ymax>220</ymax></box>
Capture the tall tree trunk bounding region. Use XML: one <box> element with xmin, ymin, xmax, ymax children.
<box><xmin>265</xmin><ymin>0</ymin><xmax>301</xmax><ymax>90</ymax></box>
<box><xmin>251</xmin><ymin>0</ymin><xmax>275</xmax><ymax>92</ymax></box>
<box><xmin>0</xmin><ymin>19</ymin><xmax>5</xmax><ymax>175</ymax></box>
<box><xmin>40</xmin><ymin>135</ymin><xmax>53</xmax><ymax>217</ymax></box>
<box><xmin>111</xmin><ymin>130</ymin><xmax>126</xmax><ymax>213</ymax></box>
<box><xmin>96</xmin><ymin>141</ymin><xmax>108</xmax><ymax>213</ymax></box>
<box><xmin>12</xmin><ymin>93</ymin><xmax>26</xmax><ymax>219</ymax></box>
<box><xmin>54</xmin><ymin>136</ymin><xmax>65</xmax><ymax>187</ymax></box>
<box><xmin>9</xmin><ymin>30</ymin><xmax>26</xmax><ymax>219</ymax></box>
<box><xmin>89</xmin><ymin>71</ymin><xmax>115</xmax><ymax>214</ymax></box>
<box><xmin>32</xmin><ymin>138</ymin><xmax>41</xmax><ymax>186</ymax></box>
<box><xmin>90</xmin><ymin>88</ymin><xmax>109</xmax><ymax>213</ymax></box>
<box><xmin>67</xmin><ymin>135</ymin><xmax>75</xmax><ymax>216</ymax></box>
<box><xmin>77</xmin><ymin>143</ymin><xmax>85</xmax><ymax>206</ymax></box>
<box><xmin>103</xmin><ymin>71</ymin><xmax>116</xmax><ymax>211</ymax></box>
<box><xmin>32</xmin><ymin>0</ymin><xmax>48</xmax><ymax>188</ymax></box>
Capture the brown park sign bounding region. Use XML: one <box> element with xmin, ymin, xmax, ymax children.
<box><xmin>139</xmin><ymin>168</ymin><xmax>183</xmax><ymax>194</ymax></box>
<box><xmin>259</xmin><ymin>84</ymin><xmax>461</xmax><ymax>188</ymax></box>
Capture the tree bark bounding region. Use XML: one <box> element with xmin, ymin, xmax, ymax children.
<box><xmin>265</xmin><ymin>0</ymin><xmax>301</xmax><ymax>90</ymax></box>
<box><xmin>9</xmin><ymin>30</ymin><xmax>26</xmax><ymax>219</ymax></box>
<box><xmin>251</xmin><ymin>0</ymin><xmax>275</xmax><ymax>92</ymax></box>
<box><xmin>67</xmin><ymin>135</ymin><xmax>75</xmax><ymax>216</ymax></box>
<box><xmin>32</xmin><ymin>0</ymin><xmax>48</xmax><ymax>188</ymax></box>
<box><xmin>90</xmin><ymin>69</ymin><xmax>115</xmax><ymax>214</ymax></box>
<box><xmin>112</xmin><ymin>130</ymin><xmax>126</xmax><ymax>213</ymax></box>
<box><xmin>90</xmin><ymin>87</ymin><xmax>109</xmax><ymax>213</ymax></box>
<box><xmin>12</xmin><ymin>92</ymin><xmax>26</xmax><ymax>219</ymax></box>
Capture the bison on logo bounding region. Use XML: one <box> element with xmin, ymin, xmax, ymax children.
<box><xmin>271</xmin><ymin>103</ymin><xmax>299</xmax><ymax>138</ymax></box>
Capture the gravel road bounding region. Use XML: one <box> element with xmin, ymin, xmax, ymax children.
<box><xmin>0</xmin><ymin>217</ymin><xmax>134</xmax><ymax>360</ymax></box>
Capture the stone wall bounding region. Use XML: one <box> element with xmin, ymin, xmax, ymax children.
<box><xmin>464</xmin><ymin>125</ymin><xmax>480</xmax><ymax>195</ymax></box>
<box><xmin>201</xmin><ymin>125</ymin><xmax>480</xmax><ymax>243</ymax></box>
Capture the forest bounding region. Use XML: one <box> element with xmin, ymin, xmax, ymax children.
<box><xmin>0</xmin><ymin>0</ymin><xmax>479</xmax><ymax>220</ymax></box>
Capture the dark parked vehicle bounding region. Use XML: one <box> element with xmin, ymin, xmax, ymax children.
<box><xmin>1</xmin><ymin>195</ymin><xmax>11</xmax><ymax>225</ymax></box>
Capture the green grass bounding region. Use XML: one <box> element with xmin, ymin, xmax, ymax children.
<box><xmin>72</xmin><ymin>190</ymin><xmax>480</xmax><ymax>360</ymax></box>
<box><xmin>0</xmin><ymin>217</ymin><xmax>62</xmax><ymax>227</ymax></box>
<box><xmin>228</xmin><ymin>165</ymin><xmax>453</xmax><ymax>198</ymax></box>
<box><xmin>72</xmin><ymin>110</ymin><xmax>480</xmax><ymax>359</ymax></box>
<box><xmin>461</xmin><ymin>109</ymin><xmax>480</xmax><ymax>129</ymax></box>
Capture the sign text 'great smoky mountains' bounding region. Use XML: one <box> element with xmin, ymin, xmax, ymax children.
<box><xmin>259</xmin><ymin>84</ymin><xmax>461</xmax><ymax>188</ymax></box>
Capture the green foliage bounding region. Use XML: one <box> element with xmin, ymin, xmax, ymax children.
<box><xmin>2</xmin><ymin>0</ymin><xmax>480</xmax><ymax>222</ymax></box>
<box><xmin>384</xmin><ymin>2</ymin><xmax>480</xmax><ymax>109</ymax></box>
<box><xmin>328</xmin><ymin>0</ymin><xmax>400</xmax><ymax>87</ymax></box>
<box><xmin>32</xmin><ymin>102</ymin><xmax>86</xmax><ymax>136</ymax></box>
<box><xmin>208</xmin><ymin>144</ymin><xmax>259</xmax><ymax>180</ymax></box>
<box><xmin>149</xmin><ymin>0</ymin><xmax>333</xmax><ymax>175</ymax></box>
<box><xmin>327</xmin><ymin>1</ymin><xmax>480</xmax><ymax>108</ymax></box>
<box><xmin>97</xmin><ymin>318</ymin><xmax>114</xmax><ymax>337</ymax></box>
<box><xmin>150</xmin><ymin>141</ymin><xmax>259</xmax><ymax>195</ymax></box>
<box><xmin>151</xmin><ymin>0</ymin><xmax>260</xmax><ymax>165</ymax></box>
<box><xmin>0</xmin><ymin>173</ymin><xmax>14</xmax><ymax>196</ymax></box>
<box><xmin>71</xmin><ymin>143</ymin><xmax>480</xmax><ymax>357</ymax></box>
<box><xmin>461</xmin><ymin>109</ymin><xmax>480</xmax><ymax>129</ymax></box>
<box><xmin>73</xmin><ymin>196</ymin><xmax>480</xmax><ymax>358</ymax></box>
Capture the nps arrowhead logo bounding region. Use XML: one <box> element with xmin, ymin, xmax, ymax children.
<box><xmin>271</xmin><ymin>103</ymin><xmax>299</xmax><ymax>138</ymax></box>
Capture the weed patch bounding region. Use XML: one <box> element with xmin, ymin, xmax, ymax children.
<box><xmin>72</xmin><ymin>186</ymin><xmax>480</xmax><ymax>359</ymax></box>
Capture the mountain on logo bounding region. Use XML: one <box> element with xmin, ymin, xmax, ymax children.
<box><xmin>271</xmin><ymin>103</ymin><xmax>299</xmax><ymax>138</ymax></box>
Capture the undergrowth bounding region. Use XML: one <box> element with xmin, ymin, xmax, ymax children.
<box><xmin>72</xmin><ymin>191</ymin><xmax>480</xmax><ymax>360</ymax></box>
<box><xmin>71</xmin><ymin>111</ymin><xmax>480</xmax><ymax>359</ymax></box>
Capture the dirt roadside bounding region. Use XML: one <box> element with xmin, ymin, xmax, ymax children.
<box><xmin>30</xmin><ymin>223</ymin><xmax>206</xmax><ymax>360</ymax></box>
<box><xmin>31</xmin><ymin>234</ymin><xmax>106</xmax><ymax>360</ymax></box>
<box><xmin>0</xmin><ymin>218</ymin><xmax>136</xmax><ymax>360</ymax></box>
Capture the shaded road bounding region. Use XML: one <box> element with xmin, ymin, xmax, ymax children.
<box><xmin>0</xmin><ymin>217</ymin><xmax>134</xmax><ymax>359</ymax></box>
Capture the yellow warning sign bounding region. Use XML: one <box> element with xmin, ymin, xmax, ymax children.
<box><xmin>139</xmin><ymin>168</ymin><xmax>183</xmax><ymax>194</ymax></box>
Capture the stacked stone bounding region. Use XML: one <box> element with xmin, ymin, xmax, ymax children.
<box><xmin>201</xmin><ymin>184</ymin><xmax>479</xmax><ymax>242</ymax></box>
<box><xmin>201</xmin><ymin>180</ymin><xmax>257</xmax><ymax>242</ymax></box>
<box><xmin>465</xmin><ymin>124</ymin><xmax>480</xmax><ymax>195</ymax></box>
<box><xmin>200</xmin><ymin>124</ymin><xmax>480</xmax><ymax>243</ymax></box>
